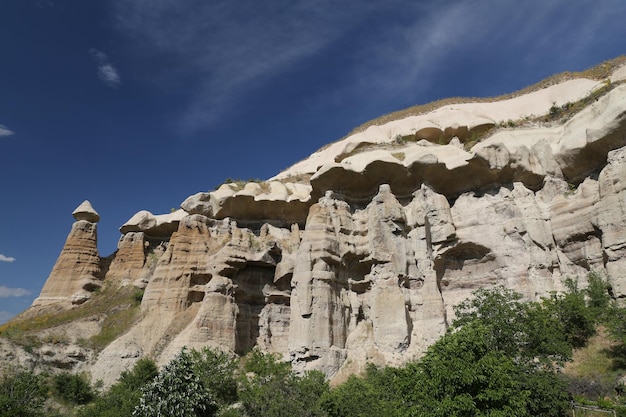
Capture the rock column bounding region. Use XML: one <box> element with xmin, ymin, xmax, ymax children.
<box><xmin>33</xmin><ymin>200</ymin><xmax>102</xmax><ymax>306</ymax></box>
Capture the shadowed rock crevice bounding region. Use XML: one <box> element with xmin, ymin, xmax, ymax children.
<box><xmin>233</xmin><ymin>265</ymin><xmax>278</xmax><ymax>354</ymax></box>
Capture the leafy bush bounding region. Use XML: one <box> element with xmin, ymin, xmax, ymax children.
<box><xmin>134</xmin><ymin>348</ymin><xmax>217</xmax><ymax>417</ymax></box>
<box><xmin>585</xmin><ymin>272</ymin><xmax>612</xmax><ymax>319</ymax></box>
<box><xmin>242</xmin><ymin>348</ymin><xmax>290</xmax><ymax>380</ymax></box>
<box><xmin>190</xmin><ymin>347</ymin><xmax>239</xmax><ymax>409</ymax></box>
<box><xmin>132</xmin><ymin>289</ymin><xmax>145</xmax><ymax>304</ymax></box>
<box><xmin>321</xmin><ymin>365</ymin><xmax>405</xmax><ymax>417</ymax></box>
<box><xmin>120</xmin><ymin>357</ymin><xmax>159</xmax><ymax>390</ymax></box>
<box><xmin>407</xmin><ymin>322</ymin><xmax>568</xmax><ymax>417</ymax></box>
<box><xmin>77</xmin><ymin>357</ymin><xmax>158</xmax><ymax>417</ymax></box>
<box><xmin>453</xmin><ymin>286</ymin><xmax>573</xmax><ymax>365</ymax></box>
<box><xmin>52</xmin><ymin>372</ymin><xmax>94</xmax><ymax>405</ymax></box>
<box><xmin>239</xmin><ymin>350</ymin><xmax>329</xmax><ymax>417</ymax></box>
<box><xmin>0</xmin><ymin>369</ymin><xmax>50</xmax><ymax>417</ymax></box>
<box><xmin>543</xmin><ymin>279</ymin><xmax>596</xmax><ymax>348</ymax></box>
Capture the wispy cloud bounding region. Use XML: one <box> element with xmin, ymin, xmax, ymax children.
<box><xmin>111</xmin><ymin>0</ymin><xmax>409</xmax><ymax>129</ymax></box>
<box><xmin>110</xmin><ymin>0</ymin><xmax>626</xmax><ymax>131</ymax></box>
<box><xmin>0</xmin><ymin>286</ymin><xmax>30</xmax><ymax>298</ymax></box>
<box><xmin>0</xmin><ymin>125</ymin><xmax>14</xmax><ymax>137</ymax></box>
<box><xmin>89</xmin><ymin>48</ymin><xmax>121</xmax><ymax>88</ymax></box>
<box><xmin>0</xmin><ymin>254</ymin><xmax>16</xmax><ymax>262</ymax></box>
<box><xmin>339</xmin><ymin>0</ymin><xmax>626</xmax><ymax>106</ymax></box>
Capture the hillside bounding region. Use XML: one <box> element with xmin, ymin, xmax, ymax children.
<box><xmin>2</xmin><ymin>57</ymin><xmax>626</xmax><ymax>389</ymax></box>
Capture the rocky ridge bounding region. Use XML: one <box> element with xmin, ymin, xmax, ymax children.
<box><xmin>8</xmin><ymin>60</ymin><xmax>626</xmax><ymax>386</ymax></box>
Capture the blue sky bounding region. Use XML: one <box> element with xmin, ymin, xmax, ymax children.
<box><xmin>1</xmin><ymin>0</ymin><xmax>626</xmax><ymax>323</ymax></box>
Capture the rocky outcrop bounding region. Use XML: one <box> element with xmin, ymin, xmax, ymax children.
<box><xmin>307</xmin><ymin>84</ymin><xmax>626</xmax><ymax>199</ymax></box>
<box><xmin>24</xmin><ymin>62</ymin><xmax>626</xmax><ymax>386</ymax></box>
<box><xmin>103</xmin><ymin>232</ymin><xmax>150</xmax><ymax>286</ymax></box>
<box><xmin>120</xmin><ymin>209</ymin><xmax>187</xmax><ymax>237</ymax></box>
<box><xmin>72</xmin><ymin>200</ymin><xmax>100</xmax><ymax>223</ymax></box>
<box><xmin>181</xmin><ymin>181</ymin><xmax>312</xmax><ymax>226</ymax></box>
<box><xmin>33</xmin><ymin>201</ymin><xmax>102</xmax><ymax>306</ymax></box>
<box><xmin>596</xmin><ymin>146</ymin><xmax>626</xmax><ymax>297</ymax></box>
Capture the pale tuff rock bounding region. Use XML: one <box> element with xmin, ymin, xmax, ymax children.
<box><xmin>551</xmin><ymin>179</ymin><xmax>603</xmax><ymax>270</ymax></box>
<box><xmin>288</xmin><ymin>185</ymin><xmax>448</xmax><ymax>375</ymax></box>
<box><xmin>91</xmin><ymin>214</ymin><xmax>299</xmax><ymax>386</ymax></box>
<box><xmin>273</xmin><ymin>78</ymin><xmax>603</xmax><ymax>180</ymax></box>
<box><xmin>103</xmin><ymin>232</ymin><xmax>149</xmax><ymax>285</ymax></box>
<box><xmin>120</xmin><ymin>209</ymin><xmax>186</xmax><ymax>237</ymax></box>
<box><xmin>24</xmin><ymin>62</ymin><xmax>626</xmax><ymax>385</ymax></box>
<box><xmin>595</xmin><ymin>146</ymin><xmax>626</xmax><ymax>297</ymax></box>
<box><xmin>307</xmin><ymin>84</ymin><xmax>626</xmax><ymax>200</ymax></box>
<box><xmin>33</xmin><ymin>204</ymin><xmax>102</xmax><ymax>306</ymax></box>
<box><xmin>553</xmin><ymin>84</ymin><xmax>626</xmax><ymax>182</ymax></box>
<box><xmin>72</xmin><ymin>200</ymin><xmax>100</xmax><ymax>223</ymax></box>
<box><xmin>181</xmin><ymin>181</ymin><xmax>313</xmax><ymax>225</ymax></box>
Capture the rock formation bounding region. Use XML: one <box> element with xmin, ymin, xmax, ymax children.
<box><xmin>22</xmin><ymin>60</ymin><xmax>626</xmax><ymax>385</ymax></box>
<box><xmin>33</xmin><ymin>200</ymin><xmax>102</xmax><ymax>306</ymax></box>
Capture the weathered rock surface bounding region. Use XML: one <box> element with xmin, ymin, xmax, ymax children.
<box><xmin>120</xmin><ymin>209</ymin><xmax>187</xmax><ymax>237</ymax></box>
<box><xmin>181</xmin><ymin>181</ymin><xmax>313</xmax><ymax>226</ymax></box>
<box><xmin>21</xmin><ymin>62</ymin><xmax>626</xmax><ymax>386</ymax></box>
<box><xmin>104</xmin><ymin>232</ymin><xmax>150</xmax><ymax>286</ymax></box>
<box><xmin>596</xmin><ymin>146</ymin><xmax>626</xmax><ymax>297</ymax></box>
<box><xmin>33</xmin><ymin>202</ymin><xmax>102</xmax><ymax>306</ymax></box>
<box><xmin>72</xmin><ymin>200</ymin><xmax>100</xmax><ymax>223</ymax></box>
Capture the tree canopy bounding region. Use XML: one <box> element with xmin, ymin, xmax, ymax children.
<box><xmin>3</xmin><ymin>272</ymin><xmax>626</xmax><ymax>417</ymax></box>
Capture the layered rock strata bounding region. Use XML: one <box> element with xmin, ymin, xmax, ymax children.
<box><xmin>33</xmin><ymin>201</ymin><xmax>102</xmax><ymax>306</ymax></box>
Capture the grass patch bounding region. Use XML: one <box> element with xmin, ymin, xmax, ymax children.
<box><xmin>215</xmin><ymin>177</ymin><xmax>267</xmax><ymax>191</ymax></box>
<box><xmin>563</xmin><ymin>326</ymin><xmax>626</xmax><ymax>403</ymax></box>
<box><xmin>391</xmin><ymin>152</ymin><xmax>405</xmax><ymax>161</ymax></box>
<box><xmin>542</xmin><ymin>80</ymin><xmax>619</xmax><ymax>124</ymax></box>
<box><xmin>278</xmin><ymin>172</ymin><xmax>312</xmax><ymax>184</ymax></box>
<box><xmin>0</xmin><ymin>285</ymin><xmax>142</xmax><ymax>352</ymax></box>
<box><xmin>78</xmin><ymin>303</ymin><xmax>140</xmax><ymax>351</ymax></box>
<box><xmin>565</xmin><ymin>327</ymin><xmax>622</xmax><ymax>379</ymax></box>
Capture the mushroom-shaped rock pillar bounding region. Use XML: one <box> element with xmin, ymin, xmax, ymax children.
<box><xmin>32</xmin><ymin>200</ymin><xmax>102</xmax><ymax>306</ymax></box>
<box><xmin>72</xmin><ymin>200</ymin><xmax>100</xmax><ymax>223</ymax></box>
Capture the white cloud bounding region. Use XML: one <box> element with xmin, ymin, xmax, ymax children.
<box><xmin>0</xmin><ymin>254</ymin><xmax>15</xmax><ymax>262</ymax></box>
<box><xmin>0</xmin><ymin>125</ymin><xmax>14</xmax><ymax>137</ymax></box>
<box><xmin>97</xmin><ymin>63</ymin><xmax>121</xmax><ymax>87</ymax></box>
<box><xmin>0</xmin><ymin>286</ymin><xmax>31</xmax><ymax>298</ymax></box>
<box><xmin>89</xmin><ymin>48</ymin><xmax>121</xmax><ymax>88</ymax></box>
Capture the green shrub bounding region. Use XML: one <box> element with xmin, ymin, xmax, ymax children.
<box><xmin>0</xmin><ymin>369</ymin><xmax>49</xmax><ymax>417</ymax></box>
<box><xmin>239</xmin><ymin>349</ymin><xmax>329</xmax><ymax>417</ymax></box>
<box><xmin>132</xmin><ymin>289</ymin><xmax>145</xmax><ymax>304</ymax></box>
<box><xmin>52</xmin><ymin>372</ymin><xmax>94</xmax><ymax>405</ymax></box>
<box><xmin>190</xmin><ymin>347</ymin><xmax>239</xmax><ymax>409</ymax></box>
<box><xmin>77</xmin><ymin>358</ymin><xmax>158</xmax><ymax>417</ymax></box>
<box><xmin>134</xmin><ymin>348</ymin><xmax>217</xmax><ymax>417</ymax></box>
<box><xmin>321</xmin><ymin>365</ymin><xmax>404</xmax><ymax>417</ymax></box>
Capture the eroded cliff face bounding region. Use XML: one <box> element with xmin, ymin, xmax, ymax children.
<box><xmin>25</xmin><ymin>64</ymin><xmax>626</xmax><ymax>385</ymax></box>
